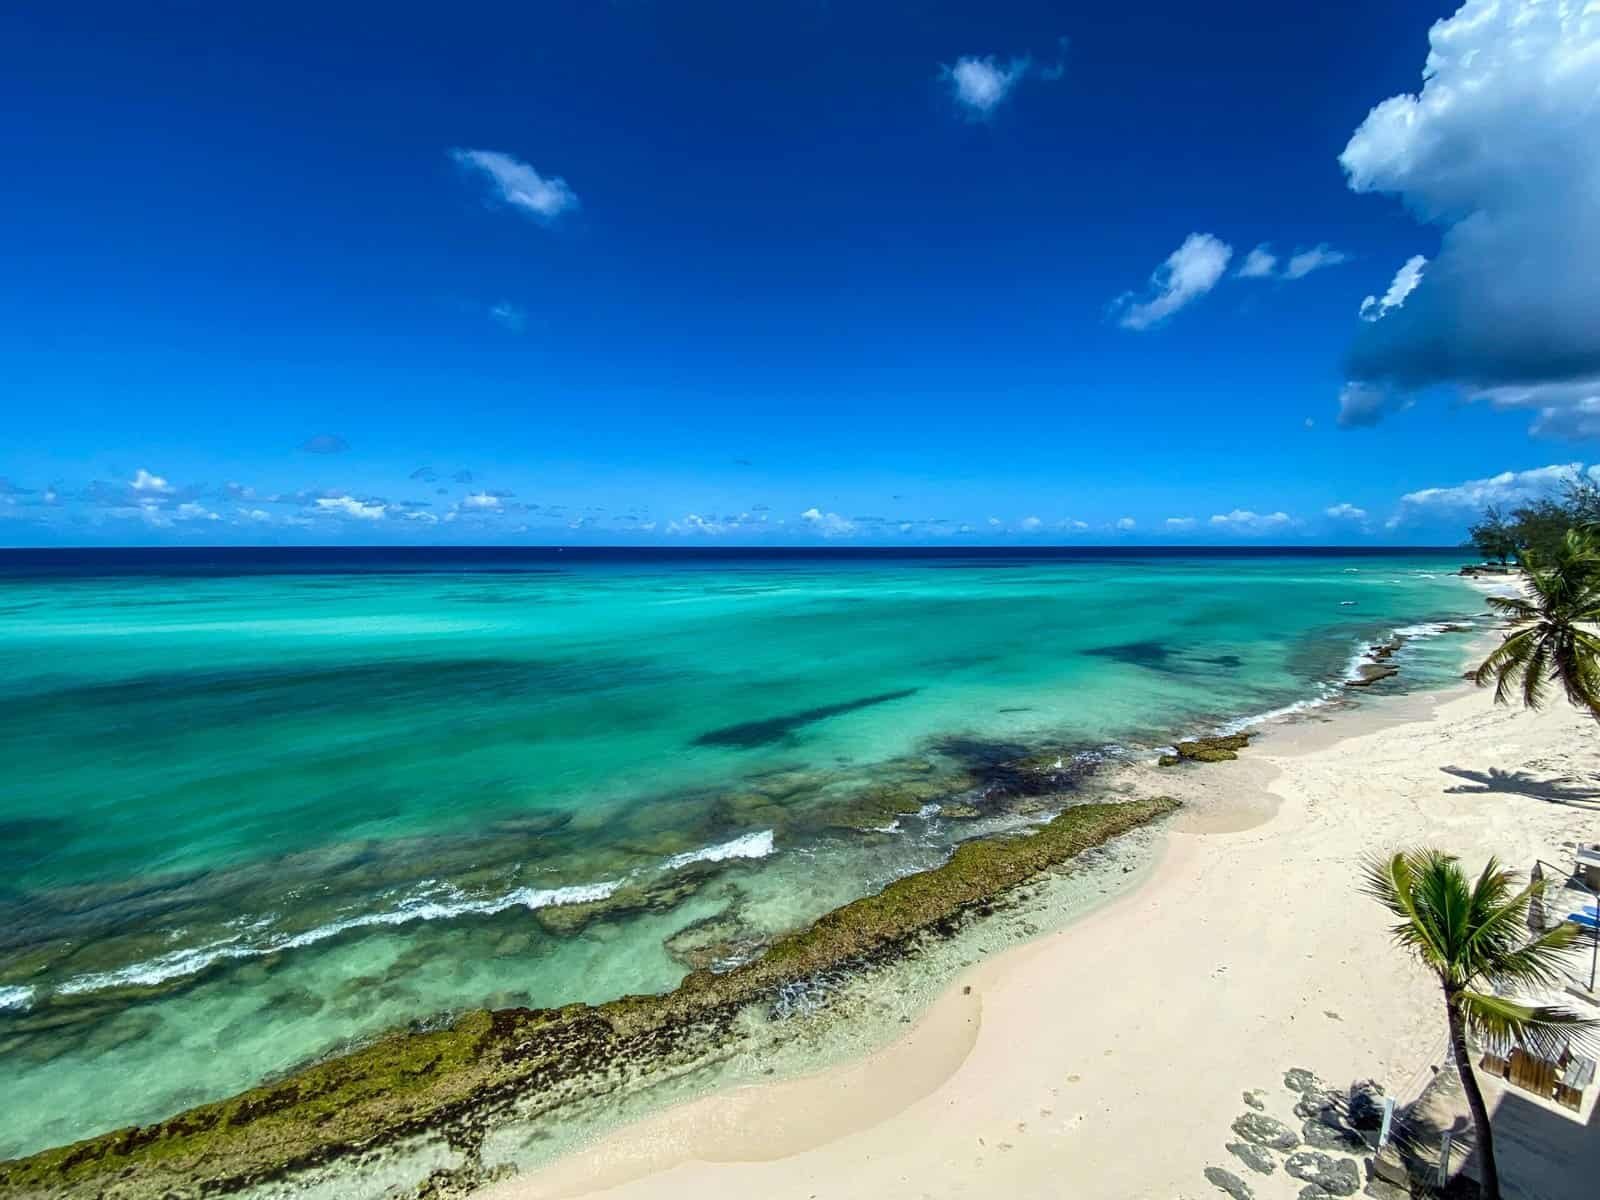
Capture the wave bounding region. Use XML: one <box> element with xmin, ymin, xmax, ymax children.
<box><xmin>50</xmin><ymin>828</ymin><xmax>782</xmax><ymax>999</ymax></box>
<box><xmin>0</xmin><ymin>985</ymin><xmax>34</xmax><ymax>1013</ymax></box>
<box><xmin>661</xmin><ymin>830</ymin><xmax>775</xmax><ymax>870</ymax></box>
<box><xmin>55</xmin><ymin>879</ymin><xmax>622</xmax><ymax>997</ymax></box>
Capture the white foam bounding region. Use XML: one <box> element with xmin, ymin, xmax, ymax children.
<box><xmin>54</xmin><ymin>879</ymin><xmax>621</xmax><ymax>996</ymax></box>
<box><xmin>0</xmin><ymin>985</ymin><xmax>34</xmax><ymax>1012</ymax></box>
<box><xmin>661</xmin><ymin>830</ymin><xmax>776</xmax><ymax>871</ymax></box>
<box><xmin>1216</xmin><ymin>689</ymin><xmax>1338</xmax><ymax>735</ymax></box>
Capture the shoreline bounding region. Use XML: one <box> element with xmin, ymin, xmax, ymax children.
<box><xmin>487</xmin><ymin>582</ymin><xmax>1600</xmax><ymax>1200</ymax></box>
<box><xmin>0</xmin><ymin>576</ymin><xmax>1507</xmax><ymax>1197</ymax></box>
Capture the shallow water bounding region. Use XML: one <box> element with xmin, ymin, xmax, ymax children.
<box><xmin>0</xmin><ymin>547</ymin><xmax>1478</xmax><ymax>1158</ymax></box>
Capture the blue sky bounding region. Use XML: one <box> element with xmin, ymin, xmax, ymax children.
<box><xmin>3</xmin><ymin>0</ymin><xmax>1598</xmax><ymax>546</ymax></box>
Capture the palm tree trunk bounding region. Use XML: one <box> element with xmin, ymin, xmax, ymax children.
<box><xmin>1447</xmin><ymin>993</ymin><xmax>1500</xmax><ymax>1200</ymax></box>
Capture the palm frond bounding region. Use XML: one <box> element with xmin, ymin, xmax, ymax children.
<box><xmin>1488</xmin><ymin>923</ymin><xmax>1584</xmax><ymax>993</ymax></box>
<box><xmin>1457</xmin><ymin>990</ymin><xmax>1598</xmax><ymax>1061</ymax></box>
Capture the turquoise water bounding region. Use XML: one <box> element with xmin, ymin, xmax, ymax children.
<box><xmin>0</xmin><ymin>548</ymin><xmax>1479</xmax><ymax>1158</ymax></box>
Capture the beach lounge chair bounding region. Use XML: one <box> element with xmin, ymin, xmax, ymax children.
<box><xmin>1566</xmin><ymin>905</ymin><xmax>1600</xmax><ymax>933</ymax></box>
<box><xmin>1555</xmin><ymin>1054</ymin><xmax>1597</xmax><ymax>1112</ymax></box>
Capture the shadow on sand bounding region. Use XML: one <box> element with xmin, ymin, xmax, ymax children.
<box><xmin>1441</xmin><ymin>765</ymin><xmax>1600</xmax><ymax>808</ymax></box>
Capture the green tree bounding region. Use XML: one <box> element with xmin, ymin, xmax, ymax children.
<box><xmin>1468</xmin><ymin>504</ymin><xmax>1517</xmax><ymax>565</ymax></box>
<box><xmin>1472</xmin><ymin>529</ymin><xmax>1600</xmax><ymax>718</ymax></box>
<box><xmin>1363</xmin><ymin>850</ymin><xmax>1594</xmax><ymax>1200</ymax></box>
<box><xmin>1507</xmin><ymin>497</ymin><xmax>1576</xmax><ymax>562</ymax></box>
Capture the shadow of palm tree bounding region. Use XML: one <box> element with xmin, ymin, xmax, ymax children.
<box><xmin>1442</xmin><ymin>765</ymin><xmax>1600</xmax><ymax>808</ymax></box>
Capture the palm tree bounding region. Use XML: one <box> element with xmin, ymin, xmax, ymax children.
<box><xmin>1363</xmin><ymin>849</ymin><xmax>1594</xmax><ymax>1200</ymax></box>
<box><xmin>1472</xmin><ymin>528</ymin><xmax>1600</xmax><ymax>719</ymax></box>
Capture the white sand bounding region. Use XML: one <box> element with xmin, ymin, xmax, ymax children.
<box><xmin>487</xmin><ymin>670</ymin><xmax>1598</xmax><ymax>1200</ymax></box>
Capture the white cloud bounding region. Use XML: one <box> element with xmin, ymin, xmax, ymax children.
<box><xmin>1324</xmin><ymin>503</ymin><xmax>1367</xmax><ymax>520</ymax></box>
<box><xmin>451</xmin><ymin>149</ymin><xmax>578</xmax><ymax>220</ymax></box>
<box><xmin>1115</xmin><ymin>517</ymin><xmax>1136</xmax><ymax>530</ymax></box>
<box><xmin>488</xmin><ymin>302</ymin><xmax>526</xmax><ymax>332</ymax></box>
<box><xmin>801</xmin><ymin>507</ymin><xmax>856</xmax><ymax>537</ymax></box>
<box><xmin>986</xmin><ymin>516</ymin><xmax>1003</xmax><ymax>528</ymax></box>
<box><xmin>1209</xmin><ymin>509</ymin><xmax>1293</xmax><ymax>534</ymax></box>
<box><xmin>461</xmin><ymin>492</ymin><xmax>503</xmax><ymax>511</ymax></box>
<box><xmin>1283</xmin><ymin>244</ymin><xmax>1348</xmax><ymax>280</ymax></box>
<box><xmin>1165</xmin><ymin>517</ymin><xmax>1197</xmax><ymax>529</ymax></box>
<box><xmin>175</xmin><ymin>502</ymin><xmax>219</xmax><ymax>522</ymax></box>
<box><xmin>1358</xmin><ymin>254</ymin><xmax>1426</xmax><ymax>322</ymax></box>
<box><xmin>131</xmin><ymin>468</ymin><xmax>171</xmax><ymax>493</ymax></box>
<box><xmin>315</xmin><ymin>495</ymin><xmax>387</xmax><ymax>520</ymax></box>
<box><xmin>1395</xmin><ymin>463</ymin><xmax>1582</xmax><ymax>514</ymax></box>
<box><xmin>1019</xmin><ymin>515</ymin><xmax>1042</xmax><ymax>531</ymax></box>
<box><xmin>1113</xmin><ymin>233</ymin><xmax>1232</xmax><ymax>330</ymax></box>
<box><xmin>941</xmin><ymin>56</ymin><xmax>1028</xmax><ymax>115</ymax></box>
<box><xmin>1236</xmin><ymin>245</ymin><xmax>1277</xmax><ymax>279</ymax></box>
<box><xmin>1062</xmin><ymin>519</ymin><xmax>1090</xmax><ymax>532</ymax></box>
<box><xmin>1338</xmin><ymin>1</ymin><xmax>1600</xmax><ymax>433</ymax></box>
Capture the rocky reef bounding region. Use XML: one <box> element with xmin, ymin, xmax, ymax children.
<box><xmin>0</xmin><ymin>797</ymin><xmax>1178</xmax><ymax>1200</ymax></box>
<box><xmin>1158</xmin><ymin>732</ymin><xmax>1254</xmax><ymax>767</ymax></box>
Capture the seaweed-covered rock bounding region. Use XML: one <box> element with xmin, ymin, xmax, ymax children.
<box><xmin>1204</xmin><ymin>1166</ymin><xmax>1256</xmax><ymax>1200</ymax></box>
<box><xmin>1227</xmin><ymin>1141</ymin><xmax>1277</xmax><ymax>1176</ymax></box>
<box><xmin>534</xmin><ymin>866</ymin><xmax>714</xmax><ymax>935</ymax></box>
<box><xmin>939</xmin><ymin>803</ymin><xmax>981</xmax><ymax>820</ymax></box>
<box><xmin>1344</xmin><ymin>664</ymin><xmax>1398</xmax><ymax>689</ymax></box>
<box><xmin>1285</xmin><ymin>1151</ymin><xmax>1360</xmax><ymax>1196</ymax></box>
<box><xmin>662</xmin><ymin>907</ymin><xmax>769</xmax><ymax>972</ymax></box>
<box><xmin>0</xmin><ymin>797</ymin><xmax>1182</xmax><ymax>1200</ymax></box>
<box><xmin>1231</xmin><ymin>1113</ymin><xmax>1300</xmax><ymax>1151</ymax></box>
<box><xmin>1164</xmin><ymin>733</ymin><xmax>1254</xmax><ymax>766</ymax></box>
<box><xmin>1242</xmin><ymin>1088</ymin><xmax>1268</xmax><ymax>1111</ymax></box>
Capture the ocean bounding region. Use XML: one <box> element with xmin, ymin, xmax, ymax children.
<box><xmin>0</xmin><ymin>546</ymin><xmax>1481</xmax><ymax>1159</ymax></box>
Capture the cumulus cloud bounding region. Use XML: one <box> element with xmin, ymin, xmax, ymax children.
<box><xmin>1358</xmin><ymin>254</ymin><xmax>1427</xmax><ymax>322</ymax></box>
<box><xmin>1113</xmin><ymin>233</ymin><xmax>1232</xmax><ymax>330</ymax></box>
<box><xmin>1283</xmin><ymin>244</ymin><xmax>1349</xmax><ymax>280</ymax></box>
<box><xmin>941</xmin><ymin>55</ymin><xmax>1029</xmax><ymax>115</ymax></box>
<box><xmin>299</xmin><ymin>434</ymin><xmax>349</xmax><ymax>454</ymax></box>
<box><xmin>451</xmin><ymin>149</ymin><xmax>579</xmax><ymax>221</ymax></box>
<box><xmin>1236</xmin><ymin>245</ymin><xmax>1277</xmax><ymax>279</ymax></box>
<box><xmin>131</xmin><ymin>468</ymin><xmax>171</xmax><ymax>493</ymax></box>
<box><xmin>1325</xmin><ymin>502</ymin><xmax>1368</xmax><ymax>520</ymax></box>
<box><xmin>1209</xmin><ymin>509</ymin><xmax>1293</xmax><ymax>534</ymax></box>
<box><xmin>1394</xmin><ymin>463</ymin><xmax>1584</xmax><ymax>516</ymax></box>
<box><xmin>315</xmin><ymin>495</ymin><xmax>387</xmax><ymax>520</ymax></box>
<box><xmin>1115</xmin><ymin>517</ymin><xmax>1136</xmax><ymax>530</ymax></box>
<box><xmin>461</xmin><ymin>492</ymin><xmax>504</xmax><ymax>511</ymax></box>
<box><xmin>1337</xmin><ymin>0</ymin><xmax>1600</xmax><ymax>433</ymax></box>
<box><xmin>1165</xmin><ymin>517</ymin><xmax>1197</xmax><ymax>529</ymax></box>
<box><xmin>1019</xmin><ymin>515</ymin><xmax>1043</xmax><ymax>531</ymax></box>
<box><xmin>801</xmin><ymin>507</ymin><xmax>856</xmax><ymax>537</ymax></box>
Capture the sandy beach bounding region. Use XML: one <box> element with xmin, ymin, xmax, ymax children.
<box><xmin>487</xmin><ymin>655</ymin><xmax>1598</xmax><ymax>1199</ymax></box>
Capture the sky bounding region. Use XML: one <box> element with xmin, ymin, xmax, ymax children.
<box><xmin>2</xmin><ymin>0</ymin><xmax>1598</xmax><ymax>547</ymax></box>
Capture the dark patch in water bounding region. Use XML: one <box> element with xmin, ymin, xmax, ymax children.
<box><xmin>692</xmin><ymin>689</ymin><xmax>918</xmax><ymax>749</ymax></box>
<box><xmin>1197</xmin><ymin>653</ymin><xmax>1243</xmax><ymax>669</ymax></box>
<box><xmin>997</xmin><ymin>706</ymin><xmax>1033</xmax><ymax>713</ymax></box>
<box><xmin>1083</xmin><ymin>640</ymin><xmax>1175</xmax><ymax>670</ymax></box>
